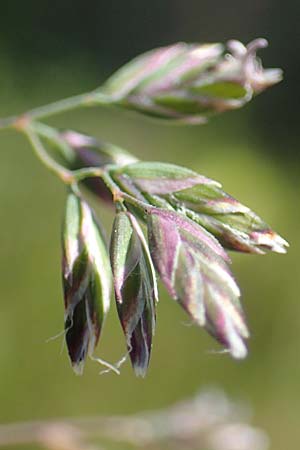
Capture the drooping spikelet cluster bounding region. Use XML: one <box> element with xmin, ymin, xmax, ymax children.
<box><xmin>33</xmin><ymin>38</ymin><xmax>286</xmax><ymax>376</ymax></box>
<box><xmin>59</xmin><ymin>139</ymin><xmax>287</xmax><ymax>376</ymax></box>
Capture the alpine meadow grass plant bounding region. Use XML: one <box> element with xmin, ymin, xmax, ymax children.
<box><xmin>0</xmin><ymin>38</ymin><xmax>288</xmax><ymax>376</ymax></box>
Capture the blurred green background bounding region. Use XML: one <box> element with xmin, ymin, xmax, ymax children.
<box><xmin>0</xmin><ymin>1</ymin><xmax>299</xmax><ymax>449</ymax></box>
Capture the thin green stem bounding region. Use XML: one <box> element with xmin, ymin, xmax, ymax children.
<box><xmin>0</xmin><ymin>90</ymin><xmax>114</xmax><ymax>132</ymax></box>
<box><xmin>31</xmin><ymin>122</ymin><xmax>75</xmax><ymax>162</ymax></box>
<box><xmin>23</xmin><ymin>126</ymin><xmax>74</xmax><ymax>184</ymax></box>
<box><xmin>0</xmin><ymin>115</ymin><xmax>19</xmax><ymax>131</ymax></box>
<box><xmin>27</xmin><ymin>92</ymin><xmax>109</xmax><ymax>121</ymax></box>
<box><xmin>101</xmin><ymin>171</ymin><xmax>152</xmax><ymax>212</ymax></box>
<box><xmin>72</xmin><ymin>167</ymin><xmax>105</xmax><ymax>182</ymax></box>
<box><xmin>72</xmin><ymin>167</ymin><xmax>151</xmax><ymax>212</ymax></box>
<box><xmin>20</xmin><ymin>123</ymin><xmax>152</xmax><ymax>212</ymax></box>
<box><xmin>122</xmin><ymin>191</ymin><xmax>152</xmax><ymax>212</ymax></box>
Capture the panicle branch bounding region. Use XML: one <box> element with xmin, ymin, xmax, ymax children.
<box><xmin>0</xmin><ymin>38</ymin><xmax>288</xmax><ymax>376</ymax></box>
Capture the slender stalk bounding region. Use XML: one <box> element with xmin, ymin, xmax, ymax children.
<box><xmin>121</xmin><ymin>190</ymin><xmax>152</xmax><ymax>212</ymax></box>
<box><xmin>72</xmin><ymin>167</ymin><xmax>151</xmax><ymax>211</ymax></box>
<box><xmin>21</xmin><ymin>125</ymin><xmax>120</xmax><ymax>190</ymax></box>
<box><xmin>0</xmin><ymin>115</ymin><xmax>19</xmax><ymax>131</ymax></box>
<box><xmin>27</xmin><ymin>91</ymin><xmax>110</xmax><ymax>121</ymax></box>
<box><xmin>0</xmin><ymin>90</ymin><xmax>114</xmax><ymax>132</ymax></box>
<box><xmin>32</xmin><ymin>122</ymin><xmax>76</xmax><ymax>162</ymax></box>
<box><xmin>19</xmin><ymin>122</ymin><xmax>154</xmax><ymax>212</ymax></box>
<box><xmin>23</xmin><ymin>126</ymin><xmax>74</xmax><ymax>184</ymax></box>
<box><xmin>100</xmin><ymin>170</ymin><xmax>152</xmax><ymax>212</ymax></box>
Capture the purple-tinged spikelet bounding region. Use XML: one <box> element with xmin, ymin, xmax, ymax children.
<box><xmin>62</xmin><ymin>191</ymin><xmax>112</xmax><ymax>374</ymax></box>
<box><xmin>147</xmin><ymin>208</ymin><xmax>248</xmax><ymax>359</ymax></box>
<box><xmin>171</xmin><ymin>181</ymin><xmax>289</xmax><ymax>254</ymax></box>
<box><xmin>101</xmin><ymin>39</ymin><xmax>282</xmax><ymax>123</ymax></box>
<box><xmin>114</xmin><ymin>161</ymin><xmax>288</xmax><ymax>255</ymax></box>
<box><xmin>110</xmin><ymin>211</ymin><xmax>157</xmax><ymax>376</ymax></box>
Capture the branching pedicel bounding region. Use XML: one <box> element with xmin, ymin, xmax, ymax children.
<box><xmin>0</xmin><ymin>38</ymin><xmax>288</xmax><ymax>376</ymax></box>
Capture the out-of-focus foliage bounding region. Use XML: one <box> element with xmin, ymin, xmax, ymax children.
<box><xmin>0</xmin><ymin>390</ymin><xmax>270</xmax><ymax>450</ymax></box>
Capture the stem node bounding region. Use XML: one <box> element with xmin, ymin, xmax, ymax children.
<box><xmin>14</xmin><ymin>114</ymin><xmax>32</xmax><ymax>132</ymax></box>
